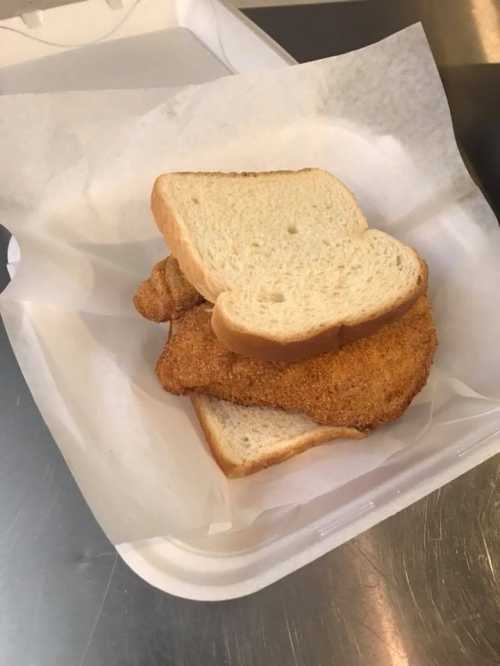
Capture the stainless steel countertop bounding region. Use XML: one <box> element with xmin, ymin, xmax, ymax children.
<box><xmin>1</xmin><ymin>1</ymin><xmax>500</xmax><ymax>664</ymax></box>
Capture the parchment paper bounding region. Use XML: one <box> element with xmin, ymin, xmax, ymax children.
<box><xmin>1</xmin><ymin>25</ymin><xmax>500</xmax><ymax>544</ymax></box>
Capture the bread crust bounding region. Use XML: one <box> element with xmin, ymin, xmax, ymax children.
<box><xmin>151</xmin><ymin>176</ymin><xmax>227</xmax><ymax>302</ymax></box>
<box><xmin>151</xmin><ymin>170</ymin><xmax>428</xmax><ymax>362</ymax></box>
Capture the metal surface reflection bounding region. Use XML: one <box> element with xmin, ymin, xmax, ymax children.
<box><xmin>215</xmin><ymin>458</ymin><xmax>499</xmax><ymax>666</ymax></box>
<box><xmin>471</xmin><ymin>0</ymin><xmax>500</xmax><ymax>63</ymax></box>
<box><xmin>320</xmin><ymin>460</ymin><xmax>500</xmax><ymax>665</ymax></box>
<box><xmin>243</xmin><ymin>459</ymin><xmax>500</xmax><ymax>666</ymax></box>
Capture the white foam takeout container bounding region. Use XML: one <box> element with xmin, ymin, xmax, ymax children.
<box><xmin>2</xmin><ymin>1</ymin><xmax>500</xmax><ymax>601</ymax></box>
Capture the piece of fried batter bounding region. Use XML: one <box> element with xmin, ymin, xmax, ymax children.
<box><xmin>156</xmin><ymin>296</ymin><xmax>437</xmax><ymax>429</ymax></box>
<box><xmin>133</xmin><ymin>256</ymin><xmax>202</xmax><ymax>322</ymax></box>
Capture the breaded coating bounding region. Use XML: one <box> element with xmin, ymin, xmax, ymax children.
<box><xmin>133</xmin><ymin>256</ymin><xmax>202</xmax><ymax>322</ymax></box>
<box><xmin>156</xmin><ymin>296</ymin><xmax>437</xmax><ymax>429</ymax></box>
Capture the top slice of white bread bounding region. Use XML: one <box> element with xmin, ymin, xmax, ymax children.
<box><xmin>191</xmin><ymin>395</ymin><xmax>364</xmax><ymax>478</ymax></box>
<box><xmin>152</xmin><ymin>169</ymin><xmax>426</xmax><ymax>361</ymax></box>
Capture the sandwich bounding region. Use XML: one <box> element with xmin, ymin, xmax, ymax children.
<box><xmin>134</xmin><ymin>169</ymin><xmax>437</xmax><ymax>477</ymax></box>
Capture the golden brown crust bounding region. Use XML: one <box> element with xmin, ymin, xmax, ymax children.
<box><xmin>133</xmin><ymin>259</ymin><xmax>172</xmax><ymax>322</ymax></box>
<box><xmin>133</xmin><ymin>256</ymin><xmax>202</xmax><ymax>322</ymax></box>
<box><xmin>151</xmin><ymin>171</ymin><xmax>429</xmax><ymax>362</ymax></box>
<box><xmin>163</xmin><ymin>255</ymin><xmax>204</xmax><ymax>316</ymax></box>
<box><xmin>191</xmin><ymin>395</ymin><xmax>365</xmax><ymax>478</ymax></box>
<box><xmin>156</xmin><ymin>295</ymin><xmax>438</xmax><ymax>429</ymax></box>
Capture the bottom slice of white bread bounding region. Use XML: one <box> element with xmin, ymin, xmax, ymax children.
<box><xmin>191</xmin><ymin>395</ymin><xmax>365</xmax><ymax>478</ymax></box>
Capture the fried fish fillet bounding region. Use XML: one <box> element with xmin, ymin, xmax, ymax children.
<box><xmin>133</xmin><ymin>256</ymin><xmax>202</xmax><ymax>322</ymax></box>
<box><xmin>156</xmin><ymin>296</ymin><xmax>437</xmax><ymax>429</ymax></box>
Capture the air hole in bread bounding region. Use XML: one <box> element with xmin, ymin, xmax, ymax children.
<box><xmin>252</xmin><ymin>242</ymin><xmax>260</xmax><ymax>248</ymax></box>
<box><xmin>258</xmin><ymin>292</ymin><xmax>285</xmax><ymax>304</ymax></box>
<box><xmin>192</xmin><ymin>196</ymin><xmax>199</xmax><ymax>204</ymax></box>
<box><xmin>287</xmin><ymin>225</ymin><xmax>298</xmax><ymax>235</ymax></box>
